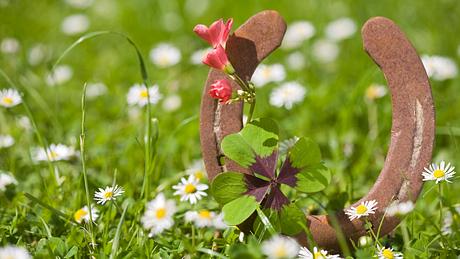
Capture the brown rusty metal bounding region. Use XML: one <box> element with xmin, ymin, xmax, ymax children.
<box><xmin>199</xmin><ymin>14</ymin><xmax>435</xmax><ymax>251</ymax></box>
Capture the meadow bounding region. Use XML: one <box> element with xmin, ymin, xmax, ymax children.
<box><xmin>1</xmin><ymin>0</ymin><xmax>460</xmax><ymax>258</ymax></box>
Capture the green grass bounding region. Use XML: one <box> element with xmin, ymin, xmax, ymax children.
<box><xmin>1</xmin><ymin>0</ymin><xmax>460</xmax><ymax>258</ymax></box>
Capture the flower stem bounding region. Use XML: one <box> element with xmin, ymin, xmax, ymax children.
<box><xmin>438</xmin><ymin>184</ymin><xmax>445</xmax><ymax>247</ymax></box>
<box><xmin>247</xmin><ymin>99</ymin><xmax>256</xmax><ymax>123</ymax></box>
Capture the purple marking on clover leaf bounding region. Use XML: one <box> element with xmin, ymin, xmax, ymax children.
<box><xmin>244</xmin><ymin>174</ymin><xmax>270</xmax><ymax>202</ymax></box>
<box><xmin>277</xmin><ymin>158</ymin><xmax>300</xmax><ymax>187</ymax></box>
<box><xmin>249</xmin><ymin>151</ymin><xmax>278</xmax><ymax>179</ymax></box>
<box><xmin>262</xmin><ymin>185</ymin><xmax>290</xmax><ymax>211</ymax></box>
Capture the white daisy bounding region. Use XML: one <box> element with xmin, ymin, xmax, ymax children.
<box><xmin>0</xmin><ymin>172</ymin><xmax>17</xmax><ymax>191</ymax></box>
<box><xmin>65</xmin><ymin>0</ymin><xmax>94</xmax><ymax>9</ymax></box>
<box><xmin>61</xmin><ymin>14</ymin><xmax>90</xmax><ymax>35</ymax></box>
<box><xmin>345</xmin><ymin>200</ymin><xmax>378</xmax><ymax>221</ymax></box>
<box><xmin>261</xmin><ymin>235</ymin><xmax>300</xmax><ymax>259</ymax></box>
<box><xmin>279</xmin><ymin>136</ymin><xmax>300</xmax><ymax>155</ymax></box>
<box><xmin>365</xmin><ymin>84</ymin><xmax>387</xmax><ymax>102</ymax></box>
<box><xmin>172</xmin><ymin>175</ymin><xmax>208</xmax><ymax>204</ymax></box>
<box><xmin>74</xmin><ymin>205</ymin><xmax>99</xmax><ymax>223</ymax></box>
<box><xmin>28</xmin><ymin>44</ymin><xmax>47</xmax><ymax>66</ymax></box>
<box><xmin>386</xmin><ymin>200</ymin><xmax>414</xmax><ymax>217</ymax></box>
<box><xmin>282</xmin><ymin>21</ymin><xmax>315</xmax><ymax>49</ymax></box>
<box><xmin>126</xmin><ymin>84</ymin><xmax>162</xmax><ymax>107</ymax></box>
<box><xmin>325</xmin><ymin>17</ymin><xmax>357</xmax><ymax>41</ymax></box>
<box><xmin>185</xmin><ymin>210</ymin><xmax>215</xmax><ymax>228</ymax></box>
<box><xmin>190</xmin><ymin>48</ymin><xmax>212</xmax><ymax>65</ymax></box>
<box><xmin>422</xmin><ymin>161</ymin><xmax>456</xmax><ymax>183</ymax></box>
<box><xmin>149</xmin><ymin>43</ymin><xmax>181</xmax><ymax>68</ymax></box>
<box><xmin>0</xmin><ymin>37</ymin><xmax>20</xmax><ymax>54</ymax></box>
<box><xmin>442</xmin><ymin>204</ymin><xmax>460</xmax><ymax>235</ymax></box>
<box><xmin>377</xmin><ymin>245</ymin><xmax>403</xmax><ymax>259</ymax></box>
<box><xmin>422</xmin><ymin>55</ymin><xmax>458</xmax><ymax>81</ymax></box>
<box><xmin>269</xmin><ymin>81</ymin><xmax>307</xmax><ymax>110</ymax></box>
<box><xmin>17</xmin><ymin>116</ymin><xmax>32</xmax><ymax>131</ymax></box>
<box><xmin>141</xmin><ymin>193</ymin><xmax>177</xmax><ymax>237</ymax></box>
<box><xmin>298</xmin><ymin>246</ymin><xmax>342</xmax><ymax>259</ymax></box>
<box><xmin>185</xmin><ymin>160</ymin><xmax>206</xmax><ymax>181</ymax></box>
<box><xmin>0</xmin><ymin>88</ymin><xmax>22</xmax><ymax>108</ymax></box>
<box><xmin>0</xmin><ymin>245</ymin><xmax>31</xmax><ymax>259</ymax></box>
<box><xmin>94</xmin><ymin>185</ymin><xmax>124</xmax><ymax>205</ymax></box>
<box><xmin>162</xmin><ymin>94</ymin><xmax>182</xmax><ymax>112</ymax></box>
<box><xmin>212</xmin><ymin>212</ymin><xmax>228</xmax><ymax>229</ymax></box>
<box><xmin>32</xmin><ymin>143</ymin><xmax>76</xmax><ymax>162</ymax></box>
<box><xmin>252</xmin><ymin>64</ymin><xmax>286</xmax><ymax>87</ymax></box>
<box><xmin>85</xmin><ymin>82</ymin><xmax>108</xmax><ymax>99</ymax></box>
<box><xmin>46</xmin><ymin>65</ymin><xmax>73</xmax><ymax>86</ymax></box>
<box><xmin>286</xmin><ymin>51</ymin><xmax>306</xmax><ymax>71</ymax></box>
<box><xmin>0</xmin><ymin>135</ymin><xmax>14</xmax><ymax>148</ymax></box>
<box><xmin>312</xmin><ymin>39</ymin><xmax>339</xmax><ymax>63</ymax></box>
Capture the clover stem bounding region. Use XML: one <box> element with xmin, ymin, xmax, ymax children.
<box><xmin>247</xmin><ymin>99</ymin><xmax>256</xmax><ymax>123</ymax></box>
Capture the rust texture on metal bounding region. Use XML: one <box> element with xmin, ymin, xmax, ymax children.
<box><xmin>199</xmin><ymin>13</ymin><xmax>435</xmax><ymax>251</ymax></box>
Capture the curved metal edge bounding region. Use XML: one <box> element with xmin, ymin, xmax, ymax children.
<box><xmin>299</xmin><ymin>17</ymin><xmax>435</xmax><ymax>251</ymax></box>
<box><xmin>199</xmin><ymin>10</ymin><xmax>287</xmax><ymax>181</ymax></box>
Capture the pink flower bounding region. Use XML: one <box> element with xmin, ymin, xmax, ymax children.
<box><xmin>209</xmin><ymin>79</ymin><xmax>232</xmax><ymax>103</ymax></box>
<box><xmin>202</xmin><ymin>45</ymin><xmax>233</xmax><ymax>73</ymax></box>
<box><xmin>194</xmin><ymin>18</ymin><xmax>233</xmax><ymax>48</ymax></box>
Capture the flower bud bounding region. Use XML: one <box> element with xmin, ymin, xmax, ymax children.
<box><xmin>209</xmin><ymin>79</ymin><xmax>232</xmax><ymax>103</ymax></box>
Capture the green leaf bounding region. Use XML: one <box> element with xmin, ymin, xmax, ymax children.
<box><xmin>279</xmin><ymin>204</ymin><xmax>306</xmax><ymax>235</ymax></box>
<box><xmin>221</xmin><ymin>118</ymin><xmax>279</xmax><ymax>167</ymax></box>
<box><xmin>289</xmin><ymin>137</ymin><xmax>321</xmax><ymax>168</ymax></box>
<box><xmin>295</xmin><ymin>163</ymin><xmax>331</xmax><ymax>193</ymax></box>
<box><xmin>211</xmin><ymin>172</ymin><xmax>247</xmax><ymax>205</ymax></box>
<box><xmin>222</xmin><ymin>195</ymin><xmax>259</xmax><ymax>225</ymax></box>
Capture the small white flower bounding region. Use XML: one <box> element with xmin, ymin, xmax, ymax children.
<box><xmin>422</xmin><ymin>55</ymin><xmax>458</xmax><ymax>81</ymax></box>
<box><xmin>65</xmin><ymin>0</ymin><xmax>94</xmax><ymax>9</ymax></box>
<box><xmin>127</xmin><ymin>84</ymin><xmax>162</xmax><ymax>107</ymax></box>
<box><xmin>61</xmin><ymin>14</ymin><xmax>90</xmax><ymax>35</ymax></box>
<box><xmin>0</xmin><ymin>135</ymin><xmax>14</xmax><ymax>148</ymax></box>
<box><xmin>185</xmin><ymin>160</ymin><xmax>206</xmax><ymax>181</ymax></box>
<box><xmin>442</xmin><ymin>204</ymin><xmax>460</xmax><ymax>235</ymax></box>
<box><xmin>94</xmin><ymin>185</ymin><xmax>124</xmax><ymax>205</ymax></box>
<box><xmin>252</xmin><ymin>64</ymin><xmax>286</xmax><ymax>87</ymax></box>
<box><xmin>298</xmin><ymin>246</ymin><xmax>342</xmax><ymax>259</ymax></box>
<box><xmin>85</xmin><ymin>82</ymin><xmax>108</xmax><ymax>99</ymax></box>
<box><xmin>149</xmin><ymin>43</ymin><xmax>181</xmax><ymax>68</ymax></box>
<box><xmin>172</xmin><ymin>175</ymin><xmax>208</xmax><ymax>204</ymax></box>
<box><xmin>279</xmin><ymin>136</ymin><xmax>299</xmax><ymax>155</ymax></box>
<box><xmin>261</xmin><ymin>235</ymin><xmax>300</xmax><ymax>259</ymax></box>
<box><xmin>312</xmin><ymin>39</ymin><xmax>339</xmax><ymax>63</ymax></box>
<box><xmin>28</xmin><ymin>44</ymin><xmax>47</xmax><ymax>66</ymax></box>
<box><xmin>0</xmin><ymin>88</ymin><xmax>22</xmax><ymax>108</ymax></box>
<box><xmin>190</xmin><ymin>48</ymin><xmax>212</xmax><ymax>65</ymax></box>
<box><xmin>286</xmin><ymin>51</ymin><xmax>306</xmax><ymax>71</ymax></box>
<box><xmin>46</xmin><ymin>65</ymin><xmax>73</xmax><ymax>86</ymax></box>
<box><xmin>269</xmin><ymin>81</ymin><xmax>307</xmax><ymax>110</ymax></box>
<box><xmin>17</xmin><ymin>116</ymin><xmax>32</xmax><ymax>131</ymax></box>
<box><xmin>0</xmin><ymin>172</ymin><xmax>17</xmax><ymax>191</ymax></box>
<box><xmin>141</xmin><ymin>193</ymin><xmax>177</xmax><ymax>236</ymax></box>
<box><xmin>185</xmin><ymin>210</ymin><xmax>215</xmax><ymax>228</ymax></box>
<box><xmin>238</xmin><ymin>232</ymin><xmax>245</xmax><ymax>242</ymax></box>
<box><xmin>377</xmin><ymin>245</ymin><xmax>403</xmax><ymax>259</ymax></box>
<box><xmin>365</xmin><ymin>84</ymin><xmax>387</xmax><ymax>101</ymax></box>
<box><xmin>0</xmin><ymin>245</ymin><xmax>31</xmax><ymax>259</ymax></box>
<box><xmin>422</xmin><ymin>161</ymin><xmax>456</xmax><ymax>183</ymax></box>
<box><xmin>325</xmin><ymin>18</ymin><xmax>357</xmax><ymax>41</ymax></box>
<box><xmin>282</xmin><ymin>21</ymin><xmax>315</xmax><ymax>49</ymax></box>
<box><xmin>162</xmin><ymin>94</ymin><xmax>182</xmax><ymax>112</ymax></box>
<box><xmin>345</xmin><ymin>200</ymin><xmax>378</xmax><ymax>221</ymax></box>
<box><xmin>1</xmin><ymin>37</ymin><xmax>20</xmax><ymax>54</ymax></box>
<box><xmin>386</xmin><ymin>200</ymin><xmax>414</xmax><ymax>217</ymax></box>
<box><xmin>74</xmin><ymin>205</ymin><xmax>99</xmax><ymax>223</ymax></box>
<box><xmin>212</xmin><ymin>212</ymin><xmax>228</xmax><ymax>229</ymax></box>
<box><xmin>32</xmin><ymin>143</ymin><xmax>76</xmax><ymax>162</ymax></box>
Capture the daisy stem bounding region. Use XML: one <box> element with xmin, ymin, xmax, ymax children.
<box><xmin>365</xmin><ymin>218</ymin><xmax>382</xmax><ymax>247</ymax></box>
<box><xmin>192</xmin><ymin>225</ymin><xmax>196</xmax><ymax>248</ymax></box>
<box><xmin>438</xmin><ymin>184</ymin><xmax>445</xmax><ymax>247</ymax></box>
<box><xmin>80</xmin><ymin>84</ymin><xmax>96</xmax><ymax>251</ymax></box>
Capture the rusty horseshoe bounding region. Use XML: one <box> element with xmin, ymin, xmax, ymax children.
<box><xmin>199</xmin><ymin>11</ymin><xmax>435</xmax><ymax>251</ymax></box>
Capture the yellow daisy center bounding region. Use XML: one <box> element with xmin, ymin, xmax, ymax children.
<box><xmin>48</xmin><ymin>150</ymin><xmax>58</xmax><ymax>159</ymax></box>
<box><xmin>184</xmin><ymin>183</ymin><xmax>197</xmax><ymax>194</ymax></box>
<box><xmin>104</xmin><ymin>191</ymin><xmax>113</xmax><ymax>199</ymax></box>
<box><xmin>194</xmin><ymin>170</ymin><xmax>204</xmax><ymax>180</ymax></box>
<box><xmin>433</xmin><ymin>169</ymin><xmax>445</xmax><ymax>179</ymax></box>
<box><xmin>198</xmin><ymin>210</ymin><xmax>212</xmax><ymax>219</ymax></box>
<box><xmin>156</xmin><ymin>208</ymin><xmax>166</xmax><ymax>219</ymax></box>
<box><xmin>158</xmin><ymin>55</ymin><xmax>171</xmax><ymax>66</ymax></box>
<box><xmin>274</xmin><ymin>247</ymin><xmax>287</xmax><ymax>257</ymax></box>
<box><xmin>382</xmin><ymin>249</ymin><xmax>394</xmax><ymax>259</ymax></box>
<box><xmin>2</xmin><ymin>96</ymin><xmax>13</xmax><ymax>105</ymax></box>
<box><xmin>74</xmin><ymin>209</ymin><xmax>88</xmax><ymax>222</ymax></box>
<box><xmin>356</xmin><ymin>204</ymin><xmax>368</xmax><ymax>215</ymax></box>
<box><xmin>140</xmin><ymin>89</ymin><xmax>149</xmax><ymax>98</ymax></box>
<box><xmin>314</xmin><ymin>251</ymin><xmax>326</xmax><ymax>259</ymax></box>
